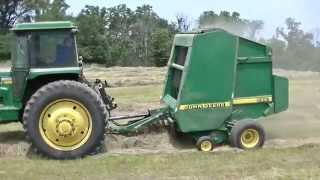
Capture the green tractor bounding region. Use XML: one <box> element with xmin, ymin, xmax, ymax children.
<box><xmin>0</xmin><ymin>21</ymin><xmax>289</xmax><ymax>159</ymax></box>
<box><xmin>0</xmin><ymin>21</ymin><xmax>116</xmax><ymax>159</ymax></box>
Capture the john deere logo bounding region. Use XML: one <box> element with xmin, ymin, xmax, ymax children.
<box><xmin>179</xmin><ymin>95</ymin><xmax>273</xmax><ymax>111</ymax></box>
<box><xmin>179</xmin><ymin>102</ymin><xmax>231</xmax><ymax>111</ymax></box>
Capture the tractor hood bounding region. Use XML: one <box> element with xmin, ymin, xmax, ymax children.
<box><xmin>0</xmin><ymin>71</ymin><xmax>11</xmax><ymax>77</ymax></box>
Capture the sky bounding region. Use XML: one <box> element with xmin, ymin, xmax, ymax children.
<box><xmin>65</xmin><ymin>0</ymin><xmax>320</xmax><ymax>39</ymax></box>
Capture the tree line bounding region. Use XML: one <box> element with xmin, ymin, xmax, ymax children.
<box><xmin>0</xmin><ymin>0</ymin><xmax>319</xmax><ymax>71</ymax></box>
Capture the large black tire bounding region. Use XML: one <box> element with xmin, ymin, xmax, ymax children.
<box><xmin>23</xmin><ymin>80</ymin><xmax>107</xmax><ymax>159</ymax></box>
<box><xmin>229</xmin><ymin>121</ymin><xmax>265</xmax><ymax>150</ymax></box>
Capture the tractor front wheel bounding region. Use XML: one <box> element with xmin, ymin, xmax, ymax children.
<box><xmin>23</xmin><ymin>80</ymin><xmax>107</xmax><ymax>159</ymax></box>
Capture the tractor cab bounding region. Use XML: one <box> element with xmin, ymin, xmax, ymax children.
<box><xmin>11</xmin><ymin>21</ymin><xmax>79</xmax><ymax>69</ymax></box>
<box><xmin>0</xmin><ymin>21</ymin><xmax>83</xmax><ymax>122</ymax></box>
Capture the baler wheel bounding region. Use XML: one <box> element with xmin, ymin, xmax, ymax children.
<box><xmin>229</xmin><ymin>121</ymin><xmax>265</xmax><ymax>150</ymax></box>
<box><xmin>197</xmin><ymin>136</ymin><xmax>214</xmax><ymax>152</ymax></box>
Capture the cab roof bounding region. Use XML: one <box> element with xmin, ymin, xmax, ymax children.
<box><xmin>11</xmin><ymin>21</ymin><xmax>76</xmax><ymax>31</ymax></box>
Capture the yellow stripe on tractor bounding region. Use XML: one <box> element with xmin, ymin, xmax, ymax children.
<box><xmin>1</xmin><ymin>79</ymin><xmax>12</xmax><ymax>85</ymax></box>
<box><xmin>233</xmin><ymin>95</ymin><xmax>273</xmax><ymax>105</ymax></box>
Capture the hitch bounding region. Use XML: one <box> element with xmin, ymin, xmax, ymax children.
<box><xmin>92</xmin><ymin>79</ymin><xmax>171</xmax><ymax>135</ymax></box>
<box><xmin>108</xmin><ymin>107</ymin><xmax>170</xmax><ymax>134</ymax></box>
<box><xmin>93</xmin><ymin>79</ymin><xmax>117</xmax><ymax>111</ymax></box>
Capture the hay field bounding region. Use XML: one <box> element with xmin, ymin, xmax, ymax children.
<box><xmin>0</xmin><ymin>65</ymin><xmax>319</xmax><ymax>179</ymax></box>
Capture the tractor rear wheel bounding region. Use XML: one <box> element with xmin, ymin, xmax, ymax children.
<box><xmin>229</xmin><ymin>121</ymin><xmax>265</xmax><ymax>150</ymax></box>
<box><xmin>23</xmin><ymin>80</ymin><xmax>107</xmax><ymax>159</ymax></box>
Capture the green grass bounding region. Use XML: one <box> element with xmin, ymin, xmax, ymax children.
<box><xmin>1</xmin><ymin>144</ymin><xmax>320</xmax><ymax>180</ymax></box>
<box><xmin>109</xmin><ymin>85</ymin><xmax>162</xmax><ymax>105</ymax></box>
<box><xmin>108</xmin><ymin>85</ymin><xmax>163</xmax><ymax>114</ymax></box>
<box><xmin>262</xmin><ymin>78</ymin><xmax>320</xmax><ymax>139</ymax></box>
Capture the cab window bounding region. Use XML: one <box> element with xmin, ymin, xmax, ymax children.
<box><xmin>29</xmin><ymin>30</ymin><xmax>77</xmax><ymax>68</ymax></box>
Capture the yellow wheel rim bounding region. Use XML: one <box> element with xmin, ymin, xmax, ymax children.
<box><xmin>200</xmin><ymin>140</ymin><xmax>213</xmax><ymax>152</ymax></box>
<box><xmin>240</xmin><ymin>129</ymin><xmax>260</xmax><ymax>149</ymax></box>
<box><xmin>39</xmin><ymin>99</ymin><xmax>92</xmax><ymax>151</ymax></box>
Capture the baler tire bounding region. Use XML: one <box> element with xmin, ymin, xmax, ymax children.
<box><xmin>23</xmin><ymin>80</ymin><xmax>107</xmax><ymax>159</ymax></box>
<box><xmin>196</xmin><ymin>136</ymin><xmax>214</xmax><ymax>152</ymax></box>
<box><xmin>229</xmin><ymin>121</ymin><xmax>265</xmax><ymax>150</ymax></box>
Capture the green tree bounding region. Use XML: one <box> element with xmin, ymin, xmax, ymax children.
<box><xmin>131</xmin><ymin>5</ymin><xmax>174</xmax><ymax>66</ymax></box>
<box><xmin>0</xmin><ymin>0</ymin><xmax>36</xmax><ymax>32</ymax></box>
<box><xmin>151</xmin><ymin>28</ymin><xmax>171</xmax><ymax>66</ymax></box>
<box><xmin>104</xmin><ymin>4</ymin><xmax>174</xmax><ymax>66</ymax></box>
<box><xmin>198</xmin><ymin>11</ymin><xmax>263</xmax><ymax>39</ymax></box>
<box><xmin>25</xmin><ymin>0</ymin><xmax>49</xmax><ymax>18</ymax></box>
<box><xmin>106</xmin><ymin>4</ymin><xmax>134</xmax><ymax>66</ymax></box>
<box><xmin>35</xmin><ymin>0</ymin><xmax>71</xmax><ymax>21</ymax></box>
<box><xmin>272</xmin><ymin>18</ymin><xmax>319</xmax><ymax>71</ymax></box>
<box><xmin>276</xmin><ymin>18</ymin><xmax>314</xmax><ymax>50</ymax></box>
<box><xmin>131</xmin><ymin>5</ymin><xmax>159</xmax><ymax>65</ymax></box>
<box><xmin>175</xmin><ymin>13</ymin><xmax>191</xmax><ymax>32</ymax></box>
<box><xmin>76</xmin><ymin>5</ymin><xmax>111</xmax><ymax>65</ymax></box>
<box><xmin>0</xmin><ymin>33</ymin><xmax>12</xmax><ymax>61</ymax></box>
<box><xmin>248</xmin><ymin>20</ymin><xmax>264</xmax><ymax>39</ymax></box>
<box><xmin>262</xmin><ymin>37</ymin><xmax>286</xmax><ymax>68</ymax></box>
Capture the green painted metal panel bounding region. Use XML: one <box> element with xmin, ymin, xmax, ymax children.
<box><xmin>0</xmin><ymin>72</ymin><xmax>11</xmax><ymax>77</ymax></box>
<box><xmin>0</xmin><ymin>66</ymin><xmax>80</xmax><ymax>122</ymax></box>
<box><xmin>273</xmin><ymin>75</ymin><xmax>289</xmax><ymax>112</ymax></box>
<box><xmin>0</xmin><ymin>68</ymin><xmax>80</xmax><ymax>123</ymax></box>
<box><xmin>0</xmin><ymin>73</ymin><xmax>22</xmax><ymax>122</ymax></box>
<box><xmin>238</xmin><ymin>38</ymin><xmax>270</xmax><ymax>57</ymax></box>
<box><xmin>176</xmin><ymin>108</ymin><xmax>232</xmax><ymax>132</ymax></box>
<box><xmin>179</xmin><ymin>32</ymin><xmax>237</xmax><ymax>103</ymax></box>
<box><xmin>234</xmin><ymin>63</ymin><xmax>273</xmax><ymax>97</ymax></box>
<box><xmin>11</xmin><ymin>21</ymin><xmax>76</xmax><ymax>31</ymax></box>
<box><xmin>232</xmin><ymin>104</ymin><xmax>272</xmax><ymax>120</ymax></box>
<box><xmin>28</xmin><ymin>67</ymin><xmax>81</xmax><ymax>79</ymax></box>
<box><xmin>174</xmin><ymin>34</ymin><xmax>195</xmax><ymax>47</ymax></box>
<box><xmin>0</xmin><ymin>106</ymin><xmax>20</xmax><ymax>122</ymax></box>
<box><xmin>168</xmin><ymin>31</ymin><xmax>237</xmax><ymax>132</ymax></box>
<box><xmin>0</xmin><ymin>66</ymin><xmax>81</xmax><ymax>122</ymax></box>
<box><xmin>232</xmin><ymin>37</ymin><xmax>274</xmax><ymax>120</ymax></box>
<box><xmin>162</xmin><ymin>94</ymin><xmax>177</xmax><ymax>110</ymax></box>
<box><xmin>0</xmin><ymin>84</ymin><xmax>14</xmax><ymax>105</ymax></box>
<box><xmin>162</xmin><ymin>29</ymin><xmax>289</xmax><ymax>135</ymax></box>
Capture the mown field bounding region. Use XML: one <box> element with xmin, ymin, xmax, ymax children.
<box><xmin>2</xmin><ymin>144</ymin><xmax>320</xmax><ymax>180</ymax></box>
<box><xmin>0</xmin><ymin>65</ymin><xmax>319</xmax><ymax>179</ymax></box>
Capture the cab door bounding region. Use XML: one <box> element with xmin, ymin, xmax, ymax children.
<box><xmin>12</xmin><ymin>32</ymin><xmax>30</xmax><ymax>100</ymax></box>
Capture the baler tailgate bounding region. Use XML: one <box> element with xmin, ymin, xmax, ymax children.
<box><xmin>273</xmin><ymin>75</ymin><xmax>289</xmax><ymax>113</ymax></box>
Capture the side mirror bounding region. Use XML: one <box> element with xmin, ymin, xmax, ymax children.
<box><xmin>71</xmin><ymin>28</ymin><xmax>79</xmax><ymax>34</ymax></box>
<box><xmin>78</xmin><ymin>56</ymin><xmax>84</xmax><ymax>67</ymax></box>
